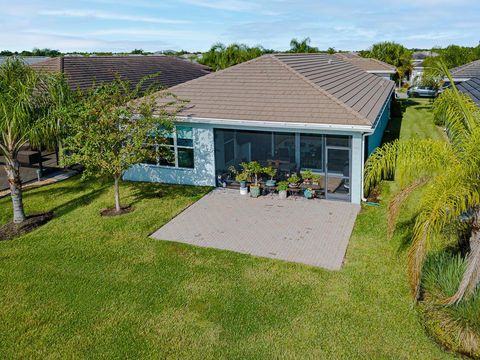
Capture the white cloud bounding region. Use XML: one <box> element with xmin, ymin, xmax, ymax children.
<box><xmin>39</xmin><ymin>9</ymin><xmax>189</xmax><ymax>24</ymax></box>
<box><xmin>179</xmin><ymin>0</ymin><xmax>258</xmax><ymax>12</ymax></box>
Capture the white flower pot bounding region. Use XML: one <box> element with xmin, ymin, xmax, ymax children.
<box><xmin>240</xmin><ymin>187</ymin><xmax>248</xmax><ymax>195</ymax></box>
<box><xmin>278</xmin><ymin>190</ymin><xmax>287</xmax><ymax>200</ymax></box>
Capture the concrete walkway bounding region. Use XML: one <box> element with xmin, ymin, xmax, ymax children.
<box><xmin>151</xmin><ymin>188</ymin><xmax>360</xmax><ymax>270</ymax></box>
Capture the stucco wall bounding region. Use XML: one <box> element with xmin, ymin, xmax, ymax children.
<box><xmin>123</xmin><ymin>124</ymin><xmax>217</xmax><ymax>186</ymax></box>
<box><xmin>123</xmin><ymin>122</ymin><xmax>366</xmax><ymax>204</ymax></box>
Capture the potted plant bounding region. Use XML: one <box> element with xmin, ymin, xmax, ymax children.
<box><xmin>263</xmin><ymin>166</ymin><xmax>277</xmax><ymax>187</ymax></box>
<box><xmin>312</xmin><ymin>173</ymin><xmax>321</xmax><ymax>186</ymax></box>
<box><xmin>241</xmin><ymin>161</ymin><xmax>263</xmax><ymax>198</ymax></box>
<box><xmin>236</xmin><ymin>172</ymin><xmax>248</xmax><ymax>195</ymax></box>
<box><xmin>288</xmin><ymin>174</ymin><xmax>301</xmax><ymax>188</ymax></box>
<box><xmin>277</xmin><ymin>181</ymin><xmax>289</xmax><ymax>200</ymax></box>
<box><xmin>304</xmin><ymin>187</ymin><xmax>315</xmax><ymax>199</ymax></box>
<box><xmin>301</xmin><ymin>170</ymin><xmax>314</xmax><ymax>185</ymax></box>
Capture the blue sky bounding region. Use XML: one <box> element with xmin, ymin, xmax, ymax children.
<box><xmin>1</xmin><ymin>0</ymin><xmax>479</xmax><ymax>52</ymax></box>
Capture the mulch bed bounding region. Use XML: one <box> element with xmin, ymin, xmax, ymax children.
<box><xmin>100</xmin><ymin>205</ymin><xmax>134</xmax><ymax>217</ymax></box>
<box><xmin>0</xmin><ymin>212</ymin><xmax>54</xmax><ymax>241</ymax></box>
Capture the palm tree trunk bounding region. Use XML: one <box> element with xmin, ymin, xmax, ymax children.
<box><xmin>4</xmin><ymin>156</ymin><xmax>26</xmax><ymax>223</ymax></box>
<box><xmin>446</xmin><ymin>209</ymin><xmax>480</xmax><ymax>304</ymax></box>
<box><xmin>114</xmin><ymin>175</ymin><xmax>121</xmax><ymax>213</ymax></box>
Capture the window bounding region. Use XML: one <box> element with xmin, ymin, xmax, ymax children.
<box><xmin>148</xmin><ymin>126</ymin><xmax>194</xmax><ymax>169</ymax></box>
<box><xmin>300</xmin><ymin>134</ymin><xmax>324</xmax><ymax>170</ymax></box>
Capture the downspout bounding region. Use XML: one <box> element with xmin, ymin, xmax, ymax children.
<box><xmin>361</xmin><ymin>132</ymin><xmax>371</xmax><ymax>202</ymax></box>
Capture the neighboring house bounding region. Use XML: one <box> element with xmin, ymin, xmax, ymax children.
<box><xmin>457</xmin><ymin>77</ymin><xmax>480</xmax><ymax>106</ymax></box>
<box><xmin>334</xmin><ymin>53</ymin><xmax>396</xmax><ymax>80</ymax></box>
<box><xmin>441</xmin><ymin>60</ymin><xmax>480</xmax><ymax>92</ymax></box>
<box><xmin>31</xmin><ymin>55</ymin><xmax>210</xmax><ymax>91</ymax></box>
<box><xmin>410</xmin><ymin>51</ymin><xmax>439</xmax><ymax>84</ymax></box>
<box><xmin>450</xmin><ymin>59</ymin><xmax>480</xmax><ymax>82</ymax></box>
<box><xmin>124</xmin><ymin>54</ymin><xmax>394</xmax><ymax>204</ymax></box>
<box><xmin>0</xmin><ymin>56</ymin><xmax>51</xmax><ymax>65</ymax></box>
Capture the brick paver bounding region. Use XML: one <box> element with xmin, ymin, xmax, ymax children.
<box><xmin>151</xmin><ymin>188</ymin><xmax>360</xmax><ymax>270</ymax></box>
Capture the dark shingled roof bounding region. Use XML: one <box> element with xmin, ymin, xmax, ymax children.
<box><xmin>457</xmin><ymin>77</ymin><xmax>480</xmax><ymax>106</ymax></box>
<box><xmin>450</xmin><ymin>60</ymin><xmax>480</xmax><ymax>79</ymax></box>
<box><xmin>149</xmin><ymin>53</ymin><xmax>394</xmax><ymax>127</ymax></box>
<box><xmin>31</xmin><ymin>56</ymin><xmax>210</xmax><ymax>91</ymax></box>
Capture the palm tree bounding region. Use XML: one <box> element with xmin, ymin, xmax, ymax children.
<box><xmin>0</xmin><ymin>58</ymin><xmax>62</xmax><ymax>223</ymax></box>
<box><xmin>199</xmin><ymin>43</ymin><xmax>265</xmax><ymax>71</ymax></box>
<box><xmin>289</xmin><ymin>38</ymin><xmax>319</xmax><ymax>53</ymax></box>
<box><xmin>365</xmin><ymin>42</ymin><xmax>412</xmax><ymax>86</ymax></box>
<box><xmin>364</xmin><ymin>61</ymin><xmax>480</xmax><ymax>304</ymax></box>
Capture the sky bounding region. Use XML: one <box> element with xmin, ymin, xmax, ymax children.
<box><xmin>1</xmin><ymin>0</ymin><xmax>479</xmax><ymax>53</ymax></box>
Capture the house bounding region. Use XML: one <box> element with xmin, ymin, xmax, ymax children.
<box><xmin>0</xmin><ymin>56</ymin><xmax>51</xmax><ymax>66</ymax></box>
<box><xmin>410</xmin><ymin>51</ymin><xmax>438</xmax><ymax>83</ymax></box>
<box><xmin>457</xmin><ymin>77</ymin><xmax>480</xmax><ymax>106</ymax></box>
<box><xmin>124</xmin><ymin>54</ymin><xmax>394</xmax><ymax>204</ymax></box>
<box><xmin>334</xmin><ymin>53</ymin><xmax>396</xmax><ymax>80</ymax></box>
<box><xmin>450</xmin><ymin>59</ymin><xmax>480</xmax><ymax>82</ymax></box>
<box><xmin>443</xmin><ymin>60</ymin><xmax>480</xmax><ymax>96</ymax></box>
<box><xmin>31</xmin><ymin>55</ymin><xmax>210</xmax><ymax>91</ymax></box>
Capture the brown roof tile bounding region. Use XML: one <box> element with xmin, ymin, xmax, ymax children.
<box><xmin>334</xmin><ymin>53</ymin><xmax>396</xmax><ymax>72</ymax></box>
<box><xmin>31</xmin><ymin>56</ymin><xmax>210</xmax><ymax>91</ymax></box>
<box><xmin>148</xmin><ymin>53</ymin><xmax>394</xmax><ymax>127</ymax></box>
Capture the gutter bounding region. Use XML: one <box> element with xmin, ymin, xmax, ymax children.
<box><xmin>175</xmin><ymin>115</ymin><xmax>373</xmax><ymax>133</ymax></box>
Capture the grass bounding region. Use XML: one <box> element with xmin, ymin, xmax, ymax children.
<box><xmin>0</xmin><ymin>101</ymin><xmax>455</xmax><ymax>359</ymax></box>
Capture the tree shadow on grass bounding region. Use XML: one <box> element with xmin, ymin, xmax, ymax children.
<box><xmin>126</xmin><ymin>181</ymin><xmax>212</xmax><ymax>206</ymax></box>
<box><xmin>51</xmin><ymin>187</ymin><xmax>108</xmax><ymax>217</ymax></box>
<box><xmin>382</xmin><ymin>99</ymin><xmax>425</xmax><ymax>144</ymax></box>
<box><xmin>393</xmin><ymin>216</ymin><xmax>417</xmax><ymax>254</ymax></box>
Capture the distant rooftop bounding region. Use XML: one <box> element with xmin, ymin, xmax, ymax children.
<box><xmin>0</xmin><ymin>56</ymin><xmax>51</xmax><ymax>65</ymax></box>
<box><xmin>450</xmin><ymin>60</ymin><xmax>480</xmax><ymax>79</ymax></box>
<box><xmin>31</xmin><ymin>55</ymin><xmax>210</xmax><ymax>91</ymax></box>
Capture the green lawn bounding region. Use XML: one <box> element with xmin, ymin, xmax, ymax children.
<box><xmin>0</xmin><ymin>100</ymin><xmax>455</xmax><ymax>359</ymax></box>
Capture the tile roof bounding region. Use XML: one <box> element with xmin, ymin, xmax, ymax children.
<box><xmin>334</xmin><ymin>53</ymin><xmax>396</xmax><ymax>73</ymax></box>
<box><xmin>450</xmin><ymin>60</ymin><xmax>480</xmax><ymax>79</ymax></box>
<box><xmin>0</xmin><ymin>56</ymin><xmax>51</xmax><ymax>65</ymax></box>
<box><xmin>149</xmin><ymin>53</ymin><xmax>394</xmax><ymax>127</ymax></box>
<box><xmin>31</xmin><ymin>56</ymin><xmax>210</xmax><ymax>91</ymax></box>
<box><xmin>457</xmin><ymin>77</ymin><xmax>480</xmax><ymax>106</ymax></box>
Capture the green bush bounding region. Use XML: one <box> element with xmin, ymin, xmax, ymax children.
<box><xmin>420</xmin><ymin>252</ymin><xmax>480</xmax><ymax>358</ymax></box>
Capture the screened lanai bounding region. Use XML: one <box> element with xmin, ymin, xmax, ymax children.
<box><xmin>213</xmin><ymin>129</ymin><xmax>352</xmax><ymax>201</ymax></box>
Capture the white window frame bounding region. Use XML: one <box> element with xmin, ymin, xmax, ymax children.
<box><xmin>158</xmin><ymin>126</ymin><xmax>195</xmax><ymax>169</ymax></box>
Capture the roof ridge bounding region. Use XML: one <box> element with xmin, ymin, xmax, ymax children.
<box><xmin>271</xmin><ymin>54</ymin><xmax>372</xmax><ymax>125</ymax></box>
<box><xmin>451</xmin><ymin>59</ymin><xmax>480</xmax><ymax>74</ymax></box>
<box><xmin>163</xmin><ymin>54</ymin><xmax>269</xmax><ymax>92</ymax></box>
<box><xmin>369</xmin><ymin>57</ymin><xmax>396</xmax><ymax>70</ymax></box>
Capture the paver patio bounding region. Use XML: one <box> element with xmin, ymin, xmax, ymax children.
<box><xmin>151</xmin><ymin>188</ymin><xmax>360</xmax><ymax>269</ymax></box>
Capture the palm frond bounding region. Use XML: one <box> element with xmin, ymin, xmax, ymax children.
<box><xmin>387</xmin><ymin>178</ymin><xmax>428</xmax><ymax>238</ymax></box>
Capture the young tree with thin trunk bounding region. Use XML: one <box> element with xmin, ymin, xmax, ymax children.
<box><xmin>364</xmin><ymin>61</ymin><xmax>480</xmax><ymax>304</ymax></box>
<box><xmin>0</xmin><ymin>58</ymin><xmax>63</xmax><ymax>223</ymax></box>
<box><xmin>64</xmin><ymin>76</ymin><xmax>180</xmax><ymax>214</ymax></box>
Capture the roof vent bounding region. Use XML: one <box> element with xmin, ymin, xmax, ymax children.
<box><xmin>328</xmin><ymin>59</ymin><xmax>332</xmax><ymax>64</ymax></box>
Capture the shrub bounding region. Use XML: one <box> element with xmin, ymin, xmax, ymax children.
<box><xmin>419</xmin><ymin>252</ymin><xmax>480</xmax><ymax>358</ymax></box>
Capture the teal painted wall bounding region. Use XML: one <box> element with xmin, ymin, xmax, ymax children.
<box><xmin>367</xmin><ymin>98</ymin><xmax>392</xmax><ymax>155</ymax></box>
<box><xmin>123</xmin><ymin>124</ymin><xmax>217</xmax><ymax>186</ymax></box>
